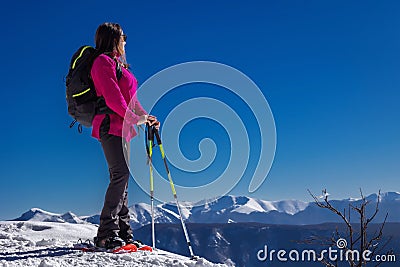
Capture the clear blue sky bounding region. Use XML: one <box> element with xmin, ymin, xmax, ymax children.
<box><xmin>0</xmin><ymin>0</ymin><xmax>399</xmax><ymax>220</ymax></box>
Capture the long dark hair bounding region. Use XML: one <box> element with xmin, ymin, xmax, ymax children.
<box><xmin>95</xmin><ymin>22</ymin><xmax>129</xmax><ymax>68</ymax></box>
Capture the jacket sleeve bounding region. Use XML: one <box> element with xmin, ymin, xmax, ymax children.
<box><xmin>91</xmin><ymin>55</ymin><xmax>140</xmax><ymax>125</ymax></box>
<box><xmin>130</xmin><ymin>97</ymin><xmax>147</xmax><ymax>116</ymax></box>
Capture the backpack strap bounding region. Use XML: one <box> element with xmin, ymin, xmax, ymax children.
<box><xmin>115</xmin><ymin>60</ymin><xmax>123</xmax><ymax>80</ymax></box>
<box><xmin>102</xmin><ymin>52</ymin><xmax>123</xmax><ymax>81</ymax></box>
<box><xmin>69</xmin><ymin>119</ymin><xmax>83</xmax><ymax>133</ymax></box>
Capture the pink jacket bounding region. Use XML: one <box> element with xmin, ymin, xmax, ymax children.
<box><xmin>90</xmin><ymin>54</ymin><xmax>147</xmax><ymax>141</ymax></box>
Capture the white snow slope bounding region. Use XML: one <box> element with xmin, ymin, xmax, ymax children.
<box><xmin>0</xmin><ymin>221</ymin><xmax>230</xmax><ymax>267</ymax></box>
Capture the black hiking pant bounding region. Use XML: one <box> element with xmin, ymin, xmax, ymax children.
<box><xmin>97</xmin><ymin>116</ymin><xmax>133</xmax><ymax>240</ymax></box>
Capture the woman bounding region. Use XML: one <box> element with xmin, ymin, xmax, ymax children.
<box><xmin>90</xmin><ymin>22</ymin><xmax>159</xmax><ymax>249</ymax></box>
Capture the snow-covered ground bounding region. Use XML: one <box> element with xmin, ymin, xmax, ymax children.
<box><xmin>0</xmin><ymin>221</ymin><xmax>229</xmax><ymax>267</ymax></box>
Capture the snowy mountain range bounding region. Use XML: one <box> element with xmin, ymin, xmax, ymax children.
<box><xmin>6</xmin><ymin>192</ymin><xmax>400</xmax><ymax>267</ymax></box>
<box><xmin>15</xmin><ymin>208</ymin><xmax>86</xmax><ymax>224</ymax></box>
<box><xmin>13</xmin><ymin>192</ymin><xmax>400</xmax><ymax>229</ymax></box>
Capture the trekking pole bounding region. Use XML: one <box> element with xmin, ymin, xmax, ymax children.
<box><xmin>145</xmin><ymin>125</ymin><xmax>156</xmax><ymax>250</ymax></box>
<box><xmin>152</xmin><ymin>126</ymin><xmax>197</xmax><ymax>260</ymax></box>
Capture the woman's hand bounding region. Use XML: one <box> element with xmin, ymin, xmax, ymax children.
<box><xmin>147</xmin><ymin>115</ymin><xmax>160</xmax><ymax>129</ymax></box>
<box><xmin>137</xmin><ymin>115</ymin><xmax>149</xmax><ymax>125</ymax></box>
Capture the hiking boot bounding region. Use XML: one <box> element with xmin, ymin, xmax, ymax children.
<box><xmin>119</xmin><ymin>233</ymin><xmax>134</xmax><ymax>245</ymax></box>
<box><xmin>94</xmin><ymin>236</ymin><xmax>125</xmax><ymax>250</ymax></box>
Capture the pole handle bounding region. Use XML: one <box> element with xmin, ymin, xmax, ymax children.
<box><xmin>147</xmin><ymin>124</ymin><xmax>155</xmax><ymax>142</ymax></box>
<box><xmin>153</xmin><ymin>126</ymin><xmax>162</xmax><ymax>145</ymax></box>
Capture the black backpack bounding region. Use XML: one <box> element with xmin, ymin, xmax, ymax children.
<box><xmin>65</xmin><ymin>45</ymin><xmax>122</xmax><ymax>132</ymax></box>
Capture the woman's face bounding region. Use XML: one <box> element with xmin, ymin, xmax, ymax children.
<box><xmin>118</xmin><ymin>31</ymin><xmax>126</xmax><ymax>55</ymax></box>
